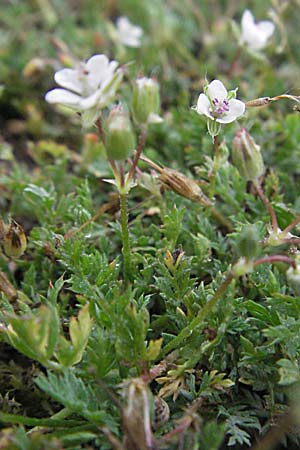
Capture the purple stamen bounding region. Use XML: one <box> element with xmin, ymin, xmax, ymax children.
<box><xmin>210</xmin><ymin>96</ymin><xmax>230</xmax><ymax>118</ymax></box>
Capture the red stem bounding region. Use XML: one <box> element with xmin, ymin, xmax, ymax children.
<box><xmin>254</xmin><ymin>255</ymin><xmax>296</xmax><ymax>270</ymax></box>
<box><xmin>253</xmin><ymin>182</ymin><xmax>278</xmax><ymax>233</ymax></box>
<box><xmin>283</xmin><ymin>217</ymin><xmax>300</xmax><ymax>234</ymax></box>
<box><xmin>127</xmin><ymin>127</ymin><xmax>147</xmax><ymax>182</ymax></box>
<box><xmin>95</xmin><ymin>118</ymin><xmax>105</xmax><ymax>145</ymax></box>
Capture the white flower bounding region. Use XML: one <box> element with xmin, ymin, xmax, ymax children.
<box><xmin>241</xmin><ymin>10</ymin><xmax>275</xmax><ymax>51</ymax></box>
<box><xmin>194</xmin><ymin>79</ymin><xmax>245</xmax><ymax>124</ymax></box>
<box><xmin>116</xmin><ymin>16</ymin><xmax>143</xmax><ymax>48</ymax></box>
<box><xmin>45</xmin><ymin>54</ymin><xmax>123</xmax><ymax>125</ymax></box>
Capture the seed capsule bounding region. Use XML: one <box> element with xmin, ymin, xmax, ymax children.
<box><xmin>2</xmin><ymin>220</ymin><xmax>27</xmax><ymax>258</ymax></box>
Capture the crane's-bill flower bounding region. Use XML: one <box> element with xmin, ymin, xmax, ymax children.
<box><xmin>240</xmin><ymin>10</ymin><xmax>275</xmax><ymax>51</ymax></box>
<box><xmin>45</xmin><ymin>54</ymin><xmax>123</xmax><ymax>126</ymax></box>
<box><xmin>116</xmin><ymin>16</ymin><xmax>143</xmax><ymax>48</ymax></box>
<box><xmin>194</xmin><ymin>79</ymin><xmax>245</xmax><ymax>125</ymax></box>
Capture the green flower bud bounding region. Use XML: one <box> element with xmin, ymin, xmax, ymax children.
<box><xmin>105</xmin><ymin>107</ymin><xmax>135</xmax><ymax>161</ymax></box>
<box><xmin>132</xmin><ymin>77</ymin><xmax>162</xmax><ymax>125</ymax></box>
<box><xmin>232</xmin><ymin>128</ymin><xmax>265</xmax><ymax>181</ymax></box>
<box><xmin>236</xmin><ymin>224</ymin><xmax>259</xmax><ymax>259</ymax></box>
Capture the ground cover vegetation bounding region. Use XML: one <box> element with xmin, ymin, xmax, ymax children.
<box><xmin>1</xmin><ymin>1</ymin><xmax>300</xmax><ymax>449</ymax></box>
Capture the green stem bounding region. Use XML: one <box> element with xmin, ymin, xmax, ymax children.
<box><xmin>208</xmin><ymin>135</ymin><xmax>220</xmax><ymax>198</ymax></box>
<box><xmin>160</xmin><ymin>271</ymin><xmax>235</xmax><ymax>357</ymax></box>
<box><xmin>119</xmin><ymin>191</ymin><xmax>132</xmax><ymax>284</ymax></box>
<box><xmin>209</xmin><ymin>206</ymin><xmax>233</xmax><ymax>232</ymax></box>
<box><xmin>0</xmin><ymin>412</ymin><xmax>83</xmax><ymax>428</ymax></box>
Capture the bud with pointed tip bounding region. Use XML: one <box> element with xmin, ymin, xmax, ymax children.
<box><xmin>105</xmin><ymin>107</ymin><xmax>135</xmax><ymax>161</ymax></box>
<box><xmin>232</xmin><ymin>128</ymin><xmax>265</xmax><ymax>181</ymax></box>
<box><xmin>132</xmin><ymin>77</ymin><xmax>162</xmax><ymax>125</ymax></box>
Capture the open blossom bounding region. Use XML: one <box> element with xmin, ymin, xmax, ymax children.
<box><xmin>45</xmin><ymin>54</ymin><xmax>123</xmax><ymax>125</ymax></box>
<box><xmin>194</xmin><ymin>79</ymin><xmax>245</xmax><ymax>124</ymax></box>
<box><xmin>241</xmin><ymin>10</ymin><xmax>275</xmax><ymax>51</ymax></box>
<box><xmin>116</xmin><ymin>16</ymin><xmax>143</xmax><ymax>48</ymax></box>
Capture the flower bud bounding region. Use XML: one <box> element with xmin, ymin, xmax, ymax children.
<box><xmin>235</xmin><ymin>224</ymin><xmax>259</xmax><ymax>259</ymax></box>
<box><xmin>287</xmin><ymin>262</ymin><xmax>300</xmax><ymax>295</ymax></box>
<box><xmin>132</xmin><ymin>77</ymin><xmax>162</xmax><ymax>125</ymax></box>
<box><xmin>232</xmin><ymin>128</ymin><xmax>265</xmax><ymax>181</ymax></box>
<box><xmin>105</xmin><ymin>107</ymin><xmax>135</xmax><ymax>161</ymax></box>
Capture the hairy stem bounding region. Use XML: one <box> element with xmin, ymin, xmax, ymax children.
<box><xmin>119</xmin><ymin>191</ymin><xmax>132</xmax><ymax>284</ymax></box>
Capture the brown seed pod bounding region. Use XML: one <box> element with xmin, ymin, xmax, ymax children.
<box><xmin>2</xmin><ymin>220</ymin><xmax>27</xmax><ymax>258</ymax></box>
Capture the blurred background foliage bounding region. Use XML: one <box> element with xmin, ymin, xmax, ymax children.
<box><xmin>1</xmin><ymin>0</ymin><xmax>300</xmax><ymax>449</ymax></box>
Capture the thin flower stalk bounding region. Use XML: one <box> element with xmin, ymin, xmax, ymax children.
<box><xmin>127</xmin><ymin>126</ymin><xmax>147</xmax><ymax>184</ymax></box>
<box><xmin>254</xmin><ymin>255</ymin><xmax>296</xmax><ymax>270</ymax></box>
<box><xmin>253</xmin><ymin>181</ymin><xmax>278</xmax><ymax>233</ymax></box>
<box><xmin>119</xmin><ymin>186</ymin><xmax>132</xmax><ymax>284</ymax></box>
<box><xmin>208</xmin><ymin>134</ymin><xmax>220</xmax><ymax>198</ymax></box>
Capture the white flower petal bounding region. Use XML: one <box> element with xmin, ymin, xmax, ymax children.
<box><xmin>241</xmin><ymin>10</ymin><xmax>275</xmax><ymax>51</ymax></box>
<box><xmin>217</xmin><ymin>99</ymin><xmax>245</xmax><ymax>123</ymax></box>
<box><xmin>148</xmin><ymin>113</ymin><xmax>163</xmax><ymax>124</ymax></box>
<box><xmin>241</xmin><ymin>10</ymin><xmax>255</xmax><ymax>32</ymax></box>
<box><xmin>101</xmin><ymin>61</ymin><xmax>119</xmax><ymax>90</ymax></box>
<box><xmin>45</xmin><ymin>89</ymin><xmax>81</xmax><ymax>107</ymax></box>
<box><xmin>54</xmin><ymin>68</ymin><xmax>82</xmax><ymax>94</ymax></box>
<box><xmin>116</xmin><ymin>16</ymin><xmax>130</xmax><ymax>31</ymax></box>
<box><xmin>79</xmin><ymin>90</ymin><xmax>102</xmax><ymax>110</ymax></box>
<box><xmin>196</xmin><ymin>93</ymin><xmax>212</xmax><ymax>117</ymax></box>
<box><xmin>207</xmin><ymin>80</ymin><xmax>227</xmax><ymax>102</ymax></box>
<box><xmin>121</xmin><ymin>36</ymin><xmax>141</xmax><ymax>47</ymax></box>
<box><xmin>116</xmin><ymin>16</ymin><xmax>143</xmax><ymax>47</ymax></box>
<box><xmin>85</xmin><ymin>54</ymin><xmax>110</xmax><ymax>90</ymax></box>
<box><xmin>257</xmin><ymin>21</ymin><xmax>275</xmax><ymax>40</ymax></box>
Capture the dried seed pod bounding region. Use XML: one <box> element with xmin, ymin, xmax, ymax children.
<box><xmin>158</xmin><ymin>168</ymin><xmax>213</xmax><ymax>207</ymax></box>
<box><xmin>153</xmin><ymin>396</ymin><xmax>170</xmax><ymax>430</ymax></box>
<box><xmin>2</xmin><ymin>220</ymin><xmax>27</xmax><ymax>258</ymax></box>
<box><xmin>245</xmin><ymin>97</ymin><xmax>271</xmax><ymax>107</ymax></box>
<box><xmin>120</xmin><ymin>377</ymin><xmax>154</xmax><ymax>450</ymax></box>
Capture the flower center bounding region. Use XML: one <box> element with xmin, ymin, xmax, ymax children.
<box><xmin>209</xmin><ymin>97</ymin><xmax>230</xmax><ymax>118</ymax></box>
